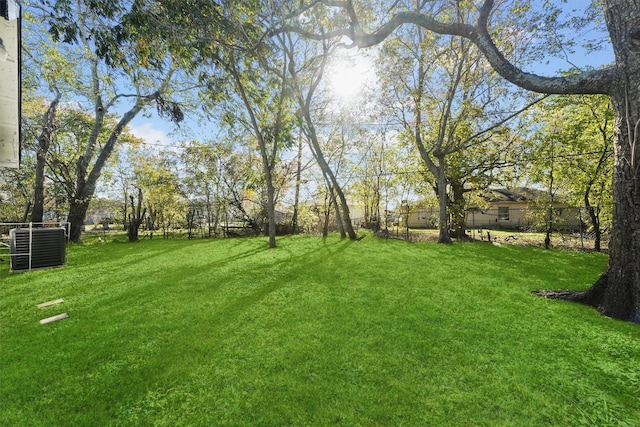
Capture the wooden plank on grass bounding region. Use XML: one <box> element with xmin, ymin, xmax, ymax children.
<box><xmin>37</xmin><ymin>298</ymin><xmax>64</xmax><ymax>308</ymax></box>
<box><xmin>39</xmin><ymin>313</ymin><xmax>69</xmax><ymax>325</ymax></box>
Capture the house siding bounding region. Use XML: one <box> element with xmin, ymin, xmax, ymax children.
<box><xmin>467</xmin><ymin>203</ymin><xmax>530</xmax><ymax>229</ymax></box>
<box><xmin>404</xmin><ymin>188</ymin><xmax>583</xmax><ymax>231</ymax></box>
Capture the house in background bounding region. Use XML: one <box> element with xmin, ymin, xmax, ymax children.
<box><xmin>467</xmin><ymin>187</ymin><xmax>582</xmax><ymax>231</ymax></box>
<box><xmin>467</xmin><ymin>187</ymin><xmax>544</xmax><ymax>230</ymax></box>
<box><xmin>403</xmin><ymin>203</ymin><xmax>439</xmax><ymax>229</ymax></box>
<box><xmin>406</xmin><ymin>187</ymin><xmax>582</xmax><ymax>231</ymax></box>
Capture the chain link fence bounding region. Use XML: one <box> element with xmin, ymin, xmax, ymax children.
<box><xmin>365</xmin><ymin>205</ymin><xmax>610</xmax><ymax>251</ymax></box>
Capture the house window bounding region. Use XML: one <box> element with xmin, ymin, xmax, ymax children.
<box><xmin>498</xmin><ymin>207</ymin><xmax>510</xmax><ymax>221</ymax></box>
<box><xmin>418</xmin><ymin>210</ymin><xmax>427</xmax><ymax>220</ymax></box>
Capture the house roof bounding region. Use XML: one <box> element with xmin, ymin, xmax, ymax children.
<box><xmin>480</xmin><ymin>187</ymin><xmax>546</xmax><ymax>203</ymax></box>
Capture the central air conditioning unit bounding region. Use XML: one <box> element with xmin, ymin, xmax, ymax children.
<box><xmin>9</xmin><ymin>227</ymin><xmax>67</xmax><ymax>272</ymax></box>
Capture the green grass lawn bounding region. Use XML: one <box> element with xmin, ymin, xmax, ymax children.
<box><xmin>1</xmin><ymin>234</ymin><xmax>638</xmax><ymax>426</ymax></box>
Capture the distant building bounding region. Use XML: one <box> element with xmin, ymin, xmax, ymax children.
<box><xmin>406</xmin><ymin>187</ymin><xmax>582</xmax><ymax>231</ymax></box>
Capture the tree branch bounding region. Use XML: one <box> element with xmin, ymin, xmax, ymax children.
<box><xmin>458</xmin><ymin>95</ymin><xmax>550</xmax><ymax>152</ymax></box>
<box><xmin>282</xmin><ymin>0</ymin><xmax>615</xmax><ymax>95</ymax></box>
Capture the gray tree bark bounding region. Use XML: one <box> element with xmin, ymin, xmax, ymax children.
<box><xmin>31</xmin><ymin>92</ymin><xmax>60</xmax><ymax>224</ymax></box>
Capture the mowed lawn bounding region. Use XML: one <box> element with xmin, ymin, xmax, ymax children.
<box><xmin>1</xmin><ymin>234</ymin><xmax>638</xmax><ymax>426</ymax></box>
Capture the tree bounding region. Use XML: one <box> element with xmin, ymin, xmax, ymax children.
<box><xmin>40</xmin><ymin>107</ymin><xmax>142</xmax><ymax>229</ymax></box>
<box><xmin>282</xmin><ymin>34</ymin><xmax>359</xmax><ymax>239</ymax></box>
<box><xmin>188</xmin><ymin>3</ymin><xmax>295</xmax><ymax>247</ymax></box>
<box><xmin>21</xmin><ymin>11</ymin><xmax>80</xmax><ymax>223</ymax></box>
<box><xmin>0</xmin><ymin>159</ymin><xmax>34</xmax><ymax>222</ymax></box>
<box><xmin>217</xmin><ymin>142</ymin><xmax>268</xmax><ymax>235</ymax></box>
<box><xmin>526</xmin><ymin>95</ymin><xmax>613</xmax><ymax>251</ymax></box>
<box><xmin>126</xmin><ymin>187</ymin><xmax>146</xmax><ymax>242</ymax></box>
<box><xmin>291</xmin><ymin>129</ymin><xmax>305</xmax><ymax>234</ymax></box>
<box><xmin>376</xmin><ymin>5</ymin><xmax>541</xmax><ymax>242</ymax></box>
<box><xmin>284</xmin><ymin>0</ymin><xmax>639</xmax><ymax>322</ymax></box>
<box><xmin>135</xmin><ymin>0</ymin><xmax>296</xmax><ymax>247</ymax></box>
<box><xmin>179</xmin><ymin>140</ymin><xmax>229</xmax><ymax>238</ymax></box>
<box><xmin>29</xmin><ymin>0</ymin><xmax>184</xmax><ymax>242</ymax></box>
<box><xmin>131</xmin><ymin>149</ymin><xmax>184</xmax><ymax>239</ymax></box>
<box><xmin>224</xmin><ymin>51</ymin><xmax>294</xmax><ymax>248</ymax></box>
<box><xmin>565</xmin><ymin>96</ymin><xmax>614</xmax><ymax>252</ymax></box>
<box><xmin>527</xmin><ymin>127</ymin><xmax>564</xmax><ymax>250</ymax></box>
<box><xmin>29</xmin><ymin>94</ymin><xmax>60</xmax><ymax>224</ymax></box>
<box><xmin>98</xmin><ymin>140</ymin><xmax>144</xmax><ymax>232</ymax></box>
<box><xmin>9</xmin><ymin>97</ymin><xmax>46</xmax><ymax>222</ymax></box>
<box><xmin>352</xmin><ymin>128</ymin><xmax>388</xmax><ymax>231</ymax></box>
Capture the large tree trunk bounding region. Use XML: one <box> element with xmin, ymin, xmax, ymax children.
<box><xmin>31</xmin><ymin>94</ymin><xmax>60</xmax><ymax>224</ymax></box>
<box><xmin>449</xmin><ymin>179</ymin><xmax>468</xmax><ymax>240</ymax></box>
<box><xmin>68</xmin><ymin>198</ymin><xmax>90</xmax><ymax>242</ymax></box>
<box><xmin>538</xmin><ymin>0</ymin><xmax>640</xmax><ymax>322</ymax></box>
<box><xmin>596</xmin><ymin>73</ymin><xmax>640</xmax><ymax>321</ymax></box>
<box><xmin>127</xmin><ymin>188</ymin><xmax>146</xmax><ymax>242</ymax></box>
<box><xmin>66</xmin><ymin>102</ymin><xmax>145</xmax><ymax>243</ymax></box>
<box><xmin>330</xmin><ymin>188</ymin><xmax>347</xmax><ymax>239</ymax></box>
<box><xmin>435</xmin><ymin>160</ymin><xmax>452</xmax><ymax>244</ymax></box>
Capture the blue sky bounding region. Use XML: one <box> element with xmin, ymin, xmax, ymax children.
<box><xmin>128</xmin><ymin>1</ymin><xmax>615</xmax><ymax>150</ymax></box>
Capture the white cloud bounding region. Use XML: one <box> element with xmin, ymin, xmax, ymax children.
<box><xmin>128</xmin><ymin>122</ymin><xmax>172</xmax><ymax>147</ymax></box>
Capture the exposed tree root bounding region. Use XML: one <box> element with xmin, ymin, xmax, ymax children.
<box><xmin>532</xmin><ymin>289</ymin><xmax>588</xmax><ymax>301</ymax></box>
<box><xmin>532</xmin><ymin>271</ymin><xmax>609</xmax><ymax>311</ymax></box>
<box><xmin>533</xmin><ymin>271</ymin><xmax>640</xmax><ymax>324</ymax></box>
